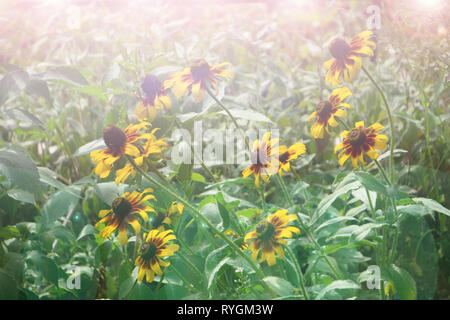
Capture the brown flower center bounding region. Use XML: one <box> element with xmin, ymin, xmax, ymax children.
<box><xmin>279</xmin><ymin>151</ymin><xmax>290</xmax><ymax>164</ymax></box>
<box><xmin>190</xmin><ymin>59</ymin><xmax>211</xmax><ymax>82</ymax></box>
<box><xmin>141</xmin><ymin>242</ymin><xmax>158</xmax><ymax>261</ymax></box>
<box><xmin>103</xmin><ymin>125</ymin><xmax>127</xmax><ymax>156</ymax></box>
<box><xmin>112</xmin><ymin>197</ymin><xmax>132</xmax><ymax>220</ymax></box>
<box><xmin>256</xmin><ymin>221</ymin><xmax>275</xmax><ymax>241</ymax></box>
<box><xmin>329</xmin><ymin>38</ymin><xmax>351</xmax><ymax>60</ymax></box>
<box><xmin>316</xmin><ymin>101</ymin><xmax>333</xmax><ymax>118</ymax></box>
<box><xmin>348</xmin><ymin>128</ymin><xmax>366</xmax><ymax>146</ymax></box>
<box><xmin>141</xmin><ymin>74</ymin><xmax>162</xmax><ymax>103</ymax></box>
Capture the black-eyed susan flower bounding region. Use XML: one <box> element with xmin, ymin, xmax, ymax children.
<box><xmin>135</xmin><ymin>74</ymin><xmax>171</xmax><ymax>121</ymax></box>
<box><xmin>242</xmin><ymin>132</ymin><xmax>280</xmax><ymax>188</ymax></box>
<box><xmin>308</xmin><ymin>87</ymin><xmax>352</xmax><ymax>139</ymax></box>
<box><xmin>135</xmin><ymin>229</ymin><xmax>179</xmax><ymax>283</ymax></box>
<box><xmin>278</xmin><ymin>142</ymin><xmax>306</xmax><ymax>175</ymax></box>
<box><xmin>163</xmin><ymin>59</ymin><xmax>233</xmax><ymax>102</ymax></box>
<box><xmin>323</xmin><ymin>31</ymin><xmax>376</xmax><ymax>86</ymax></box>
<box><xmin>151</xmin><ymin>202</ymin><xmax>184</xmax><ymax>231</ymax></box>
<box><xmin>244</xmin><ymin>210</ymin><xmax>300</xmax><ymax>266</ymax></box>
<box><xmin>90</xmin><ymin>122</ymin><xmax>151</xmax><ymax>178</ymax></box>
<box><xmin>114</xmin><ymin>128</ymin><xmax>168</xmax><ymax>185</ymax></box>
<box><xmin>95</xmin><ymin>188</ymin><xmax>155</xmax><ymax>245</ymax></box>
<box><xmin>334</xmin><ymin>121</ymin><xmax>389</xmax><ymax>168</ymax></box>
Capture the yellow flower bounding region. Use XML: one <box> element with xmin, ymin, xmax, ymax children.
<box><xmin>114</xmin><ymin>128</ymin><xmax>168</xmax><ymax>185</ymax></box>
<box><xmin>90</xmin><ymin>122</ymin><xmax>150</xmax><ymax>178</ymax></box>
<box><xmin>135</xmin><ymin>74</ymin><xmax>171</xmax><ymax>121</ymax></box>
<box><xmin>334</xmin><ymin>121</ymin><xmax>389</xmax><ymax>168</ymax></box>
<box><xmin>135</xmin><ymin>229</ymin><xmax>179</xmax><ymax>283</ymax></box>
<box><xmin>242</xmin><ymin>132</ymin><xmax>280</xmax><ymax>188</ymax></box>
<box><xmin>277</xmin><ymin>142</ymin><xmax>306</xmax><ymax>175</ymax></box>
<box><xmin>308</xmin><ymin>87</ymin><xmax>352</xmax><ymax>139</ymax></box>
<box><xmin>323</xmin><ymin>31</ymin><xmax>376</xmax><ymax>86</ymax></box>
<box><xmin>151</xmin><ymin>202</ymin><xmax>184</xmax><ymax>231</ymax></box>
<box><xmin>163</xmin><ymin>59</ymin><xmax>233</xmax><ymax>102</ymax></box>
<box><xmin>95</xmin><ymin>188</ymin><xmax>155</xmax><ymax>246</ymax></box>
<box><xmin>384</xmin><ymin>281</ymin><xmax>400</xmax><ymax>300</ymax></box>
<box><xmin>244</xmin><ymin>210</ymin><xmax>300</xmax><ymax>266</ymax></box>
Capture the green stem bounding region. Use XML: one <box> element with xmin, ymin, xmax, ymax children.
<box><xmin>259</xmin><ymin>186</ymin><xmax>266</xmax><ymax>213</ymax></box>
<box><xmin>174</xmin><ymin>118</ymin><xmax>220</xmax><ymax>184</ymax></box>
<box><xmin>374</xmin><ymin>159</ymin><xmax>391</xmax><ymax>186</ymax></box>
<box><xmin>276</xmin><ymin>174</ymin><xmax>293</xmax><ymax>207</ymax></box>
<box><xmin>278</xmin><ymin>174</ymin><xmax>341</xmax><ymax>279</ymax></box>
<box><xmin>126</xmin><ymin>155</ymin><xmax>276</xmax><ymax>298</ymax></box>
<box><xmin>205</xmin><ymin>86</ymin><xmax>250</xmax><ymax>150</ymax></box>
<box><xmin>362</xmin><ymin>66</ymin><xmax>395</xmax><ymax>183</ymax></box>
<box><xmin>176</xmin><ymin>251</ymin><xmax>206</xmax><ymax>285</ymax></box>
<box><xmin>284</xmin><ymin>245</ymin><xmax>309</xmax><ymax>300</ymax></box>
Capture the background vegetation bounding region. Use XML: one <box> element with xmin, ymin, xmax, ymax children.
<box><xmin>0</xmin><ymin>0</ymin><xmax>448</xmax><ymax>299</ymax></box>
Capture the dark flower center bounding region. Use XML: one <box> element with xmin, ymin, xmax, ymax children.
<box><xmin>152</xmin><ymin>211</ymin><xmax>166</xmax><ymax>228</ymax></box>
<box><xmin>348</xmin><ymin>128</ymin><xmax>366</xmax><ymax>146</ymax></box>
<box><xmin>141</xmin><ymin>242</ymin><xmax>158</xmax><ymax>260</ymax></box>
<box><xmin>141</xmin><ymin>74</ymin><xmax>162</xmax><ymax>103</ymax></box>
<box><xmin>279</xmin><ymin>151</ymin><xmax>290</xmax><ymax>164</ymax></box>
<box><xmin>329</xmin><ymin>38</ymin><xmax>351</xmax><ymax>60</ymax></box>
<box><xmin>112</xmin><ymin>197</ymin><xmax>132</xmax><ymax>220</ymax></box>
<box><xmin>190</xmin><ymin>59</ymin><xmax>211</xmax><ymax>81</ymax></box>
<box><xmin>103</xmin><ymin>125</ymin><xmax>127</xmax><ymax>156</ymax></box>
<box><xmin>316</xmin><ymin>101</ymin><xmax>333</xmax><ymax>118</ymax></box>
<box><xmin>256</xmin><ymin>221</ymin><xmax>275</xmax><ymax>241</ymax></box>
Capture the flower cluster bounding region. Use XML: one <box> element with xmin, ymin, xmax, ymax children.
<box><xmin>310</xmin><ymin>30</ymin><xmax>389</xmax><ymax>168</ymax></box>
<box><xmin>89</xmin><ymin>30</ymin><xmax>391</xmax><ymax>276</ymax></box>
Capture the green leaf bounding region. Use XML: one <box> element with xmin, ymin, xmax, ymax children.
<box><xmin>177</xmin><ymin>163</ymin><xmax>193</xmax><ymax>182</ymax></box>
<box><xmin>0</xmin><ymin>74</ymin><xmax>17</xmax><ymax>106</ymax></box>
<box><xmin>7</xmin><ymin>188</ymin><xmax>35</xmax><ymax>204</ymax></box>
<box><xmin>0</xmin><ymin>226</ymin><xmax>20</xmax><ymax>240</ymax></box>
<box><xmin>0</xmin><ymin>269</ymin><xmax>20</xmax><ymax>299</ymax></box>
<box><xmin>44</xmin><ymin>66</ymin><xmax>89</xmax><ymax>87</ymax></box>
<box><xmin>216</xmin><ymin>192</ymin><xmax>231</xmax><ymax>230</ymax></box>
<box><xmin>191</xmin><ymin>172</ymin><xmax>206</xmax><ymax>184</ymax></box>
<box><xmin>200</xmin><ymin>203</ymin><xmax>223</xmax><ymax>229</ymax></box>
<box><xmin>26</xmin><ymin>251</ymin><xmax>59</xmax><ymax>286</ymax></box>
<box><xmin>40</xmin><ymin>187</ymin><xmax>80</xmax><ymax>229</ymax></box>
<box><xmin>25</xmin><ymin>78</ymin><xmax>51</xmax><ymax>104</ymax></box>
<box><xmin>207</xmin><ymin>256</ymin><xmax>232</xmax><ymax>290</ymax></box>
<box><xmin>38</xmin><ymin>167</ymin><xmax>80</xmax><ymax>197</ymax></box>
<box><xmin>75</xmin><ymin>85</ymin><xmax>108</xmax><ymax>102</ymax></box>
<box><xmin>263</xmin><ymin>276</ymin><xmax>294</xmax><ymax>297</ymax></box>
<box><xmin>354</xmin><ymin>172</ymin><xmax>388</xmax><ymax>196</ymax></box>
<box><xmin>413</xmin><ymin>197</ymin><xmax>450</xmax><ymax>217</ymax></box>
<box><xmin>77</xmin><ymin>224</ymin><xmax>97</xmax><ymax>241</ymax></box>
<box><xmin>73</xmin><ymin>138</ymin><xmax>106</xmax><ymax>157</ymax></box>
<box><xmin>95</xmin><ymin>240</ymin><xmax>113</xmax><ymax>266</ymax></box>
<box><xmin>119</xmin><ymin>278</ymin><xmax>136</xmax><ymax>300</ymax></box>
<box><xmin>0</xmin><ymin>146</ymin><xmax>41</xmax><ymax>196</ymax></box>
<box><xmin>381</xmin><ymin>265</ymin><xmax>416</xmax><ymax>300</ymax></box>
<box><xmin>94</xmin><ymin>182</ymin><xmax>127</xmax><ymax>206</ymax></box>
<box><xmin>218</xmin><ymin>108</ymin><xmax>273</xmax><ymax>123</ymax></box>
<box><xmin>315</xmin><ymin>280</ymin><xmax>359</xmax><ymax>300</ymax></box>
<box><xmin>316</xmin><ymin>178</ymin><xmax>360</xmax><ymax>218</ymax></box>
<box><xmin>4</xmin><ymin>108</ymin><xmax>45</xmax><ymax>129</ymax></box>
